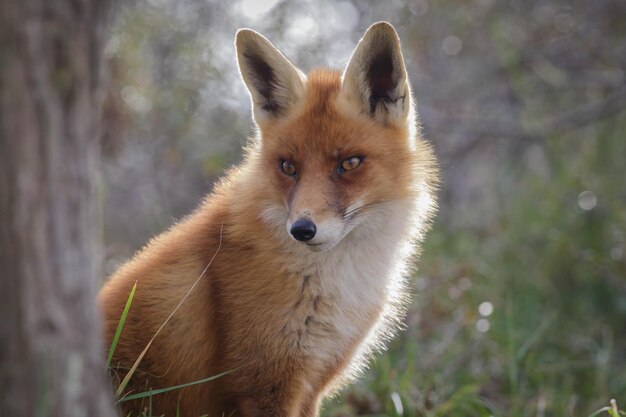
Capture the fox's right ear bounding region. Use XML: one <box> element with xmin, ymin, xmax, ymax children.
<box><xmin>236</xmin><ymin>29</ymin><xmax>305</xmax><ymax>125</ymax></box>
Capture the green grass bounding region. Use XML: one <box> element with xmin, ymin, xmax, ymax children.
<box><xmin>117</xmin><ymin>370</ymin><xmax>234</xmax><ymax>403</ymax></box>
<box><xmin>106</xmin><ymin>282</ymin><xmax>137</xmax><ymax>369</ymax></box>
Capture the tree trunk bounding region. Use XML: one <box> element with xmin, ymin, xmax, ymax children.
<box><xmin>0</xmin><ymin>1</ymin><xmax>116</xmax><ymax>416</ymax></box>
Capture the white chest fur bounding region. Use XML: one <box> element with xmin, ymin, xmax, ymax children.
<box><xmin>278</xmin><ymin>201</ymin><xmax>415</xmax><ymax>377</ymax></box>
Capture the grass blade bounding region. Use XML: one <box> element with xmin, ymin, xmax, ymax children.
<box><xmin>588</xmin><ymin>401</ymin><xmax>626</xmax><ymax>417</ymax></box>
<box><xmin>106</xmin><ymin>282</ymin><xmax>137</xmax><ymax>369</ymax></box>
<box><xmin>117</xmin><ymin>369</ymin><xmax>235</xmax><ymax>402</ymax></box>
<box><xmin>589</xmin><ymin>407</ymin><xmax>612</xmax><ymax>417</ymax></box>
<box><xmin>114</xmin><ymin>331</ymin><xmax>155</xmax><ymax>398</ymax></box>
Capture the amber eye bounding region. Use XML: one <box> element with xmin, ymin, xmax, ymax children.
<box><xmin>340</xmin><ymin>156</ymin><xmax>362</xmax><ymax>172</ymax></box>
<box><xmin>281</xmin><ymin>160</ymin><xmax>297</xmax><ymax>176</ymax></box>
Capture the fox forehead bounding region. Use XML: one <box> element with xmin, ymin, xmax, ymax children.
<box><xmin>263</xmin><ymin>69</ymin><xmax>345</xmax><ymax>157</ymax></box>
<box><xmin>260</xmin><ymin>69</ymin><xmax>409</xmax><ymax>163</ymax></box>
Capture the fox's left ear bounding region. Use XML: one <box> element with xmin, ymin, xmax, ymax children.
<box><xmin>341</xmin><ymin>22</ymin><xmax>410</xmax><ymax>126</ymax></box>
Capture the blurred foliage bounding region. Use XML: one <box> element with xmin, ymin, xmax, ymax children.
<box><xmin>101</xmin><ymin>0</ymin><xmax>626</xmax><ymax>415</ymax></box>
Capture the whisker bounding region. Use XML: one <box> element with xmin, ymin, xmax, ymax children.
<box><xmin>342</xmin><ymin>200</ymin><xmax>389</xmax><ymax>222</ymax></box>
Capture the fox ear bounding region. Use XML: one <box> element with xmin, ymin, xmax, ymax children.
<box><xmin>341</xmin><ymin>22</ymin><xmax>410</xmax><ymax>125</ymax></box>
<box><xmin>236</xmin><ymin>29</ymin><xmax>305</xmax><ymax>124</ymax></box>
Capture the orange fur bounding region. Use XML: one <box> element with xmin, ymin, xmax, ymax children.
<box><xmin>99</xmin><ymin>23</ymin><xmax>438</xmax><ymax>417</ymax></box>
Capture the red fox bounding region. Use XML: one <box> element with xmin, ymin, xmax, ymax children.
<box><xmin>99</xmin><ymin>22</ymin><xmax>438</xmax><ymax>417</ymax></box>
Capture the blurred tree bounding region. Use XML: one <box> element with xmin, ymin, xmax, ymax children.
<box><xmin>0</xmin><ymin>1</ymin><xmax>116</xmax><ymax>416</ymax></box>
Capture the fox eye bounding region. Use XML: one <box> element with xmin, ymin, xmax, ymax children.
<box><xmin>339</xmin><ymin>156</ymin><xmax>362</xmax><ymax>173</ymax></box>
<box><xmin>281</xmin><ymin>160</ymin><xmax>297</xmax><ymax>176</ymax></box>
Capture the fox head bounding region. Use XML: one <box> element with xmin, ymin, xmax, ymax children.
<box><xmin>235</xmin><ymin>22</ymin><xmax>436</xmax><ymax>252</ymax></box>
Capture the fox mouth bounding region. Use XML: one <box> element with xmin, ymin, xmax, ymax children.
<box><xmin>301</xmin><ymin>225</ymin><xmax>354</xmax><ymax>252</ymax></box>
<box><xmin>303</xmin><ymin>241</ymin><xmax>335</xmax><ymax>252</ymax></box>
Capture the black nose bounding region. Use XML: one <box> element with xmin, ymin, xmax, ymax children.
<box><xmin>290</xmin><ymin>219</ymin><xmax>317</xmax><ymax>242</ymax></box>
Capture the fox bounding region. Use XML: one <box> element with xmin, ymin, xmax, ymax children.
<box><xmin>99</xmin><ymin>21</ymin><xmax>438</xmax><ymax>417</ymax></box>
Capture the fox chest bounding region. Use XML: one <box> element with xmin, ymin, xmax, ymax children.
<box><xmin>275</xmin><ymin>256</ymin><xmax>391</xmax><ymax>369</ymax></box>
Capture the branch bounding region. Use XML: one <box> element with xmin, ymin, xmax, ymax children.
<box><xmin>422</xmin><ymin>86</ymin><xmax>626</xmax><ymax>160</ymax></box>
